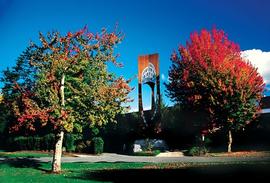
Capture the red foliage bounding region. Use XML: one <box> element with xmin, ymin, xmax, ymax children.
<box><xmin>10</xmin><ymin>84</ymin><xmax>51</xmax><ymax>133</ymax></box>
<box><xmin>167</xmin><ymin>28</ymin><xmax>265</xmax><ymax>132</ymax></box>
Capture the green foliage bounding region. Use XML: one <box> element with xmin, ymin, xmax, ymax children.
<box><xmin>91</xmin><ymin>128</ymin><xmax>99</xmax><ymax>137</ymax></box>
<box><xmin>0</xmin><ymin>27</ymin><xmax>132</xmax><ymax>172</ymax></box>
<box><xmin>0</xmin><ymin>152</ymin><xmax>52</xmax><ymax>158</ymax></box>
<box><xmin>13</xmin><ymin>136</ymin><xmax>41</xmax><ymax>151</ymax></box>
<box><xmin>75</xmin><ymin>140</ymin><xmax>92</xmax><ymax>153</ymax></box>
<box><xmin>8</xmin><ymin>135</ymin><xmax>55</xmax><ymax>151</ymax></box>
<box><xmin>133</xmin><ymin>150</ymin><xmax>160</xmax><ymax>156</ymax></box>
<box><xmin>142</xmin><ymin>138</ymin><xmax>154</xmax><ymax>151</ymax></box>
<box><xmin>188</xmin><ymin>146</ymin><xmax>209</xmax><ymax>156</ymax></box>
<box><xmin>1</xmin><ymin>27</ymin><xmax>132</xmax><ymax>135</ymax></box>
<box><xmin>0</xmin><ymin>46</ymin><xmax>40</xmax><ymax>134</ymax></box>
<box><xmin>13</xmin><ymin>136</ymin><xmax>31</xmax><ymax>150</ymax></box>
<box><xmin>43</xmin><ymin>133</ymin><xmax>55</xmax><ymax>151</ymax></box>
<box><xmin>92</xmin><ymin>137</ymin><xmax>104</xmax><ymax>154</ymax></box>
<box><xmin>64</xmin><ymin>133</ymin><xmax>76</xmax><ymax>152</ymax></box>
<box><xmin>33</xmin><ymin>137</ymin><xmax>41</xmax><ymax>150</ymax></box>
<box><xmin>187</xmin><ymin>136</ymin><xmax>210</xmax><ymax>156</ymax></box>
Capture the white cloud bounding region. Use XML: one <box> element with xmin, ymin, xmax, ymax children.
<box><xmin>241</xmin><ymin>49</ymin><xmax>270</xmax><ymax>84</ymax></box>
<box><xmin>161</xmin><ymin>73</ymin><xmax>166</xmax><ymax>81</ymax></box>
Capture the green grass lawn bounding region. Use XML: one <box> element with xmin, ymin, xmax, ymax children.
<box><xmin>0</xmin><ymin>151</ymin><xmax>52</xmax><ymax>158</ymax></box>
<box><xmin>0</xmin><ymin>160</ymin><xmax>150</xmax><ymax>183</ymax></box>
<box><xmin>1</xmin><ymin>159</ymin><xmax>270</xmax><ymax>182</ymax></box>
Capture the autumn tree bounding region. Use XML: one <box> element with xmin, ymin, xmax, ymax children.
<box><xmin>1</xmin><ymin>27</ymin><xmax>132</xmax><ymax>172</ymax></box>
<box><xmin>166</xmin><ymin>28</ymin><xmax>265</xmax><ymax>152</ymax></box>
<box><xmin>1</xmin><ymin>46</ymin><xmax>40</xmax><ymax>136</ymax></box>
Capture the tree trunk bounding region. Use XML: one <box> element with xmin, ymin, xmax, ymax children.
<box><xmin>52</xmin><ymin>131</ymin><xmax>64</xmax><ymax>173</ymax></box>
<box><xmin>227</xmin><ymin>130</ymin><xmax>232</xmax><ymax>153</ymax></box>
<box><xmin>52</xmin><ymin>73</ymin><xmax>65</xmax><ymax>173</ymax></box>
<box><xmin>60</xmin><ymin>74</ymin><xmax>65</xmax><ymax>106</ymax></box>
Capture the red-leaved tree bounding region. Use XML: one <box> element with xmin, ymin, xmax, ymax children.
<box><xmin>166</xmin><ymin>28</ymin><xmax>265</xmax><ymax>152</ymax></box>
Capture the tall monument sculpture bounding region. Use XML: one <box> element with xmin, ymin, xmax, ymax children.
<box><xmin>138</xmin><ymin>53</ymin><xmax>161</xmax><ymax>128</ymax></box>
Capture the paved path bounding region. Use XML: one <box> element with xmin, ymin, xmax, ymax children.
<box><xmin>1</xmin><ymin>153</ymin><xmax>270</xmax><ymax>163</ymax></box>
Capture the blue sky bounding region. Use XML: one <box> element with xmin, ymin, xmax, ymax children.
<box><xmin>0</xmin><ymin>0</ymin><xmax>269</xmax><ymax>111</ymax></box>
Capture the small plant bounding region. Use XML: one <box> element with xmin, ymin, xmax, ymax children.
<box><xmin>187</xmin><ymin>135</ymin><xmax>210</xmax><ymax>156</ymax></box>
<box><xmin>92</xmin><ymin>137</ymin><xmax>104</xmax><ymax>155</ymax></box>
<box><xmin>188</xmin><ymin>146</ymin><xmax>209</xmax><ymax>156</ymax></box>
<box><xmin>133</xmin><ymin>150</ymin><xmax>160</xmax><ymax>156</ymax></box>
<box><xmin>142</xmin><ymin>138</ymin><xmax>154</xmax><ymax>152</ymax></box>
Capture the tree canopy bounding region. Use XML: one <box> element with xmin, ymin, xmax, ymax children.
<box><xmin>166</xmin><ymin>28</ymin><xmax>265</xmax><ymax>151</ymax></box>
<box><xmin>1</xmin><ymin>26</ymin><xmax>132</xmax><ymax>172</ymax></box>
<box><xmin>1</xmin><ymin>27</ymin><xmax>132</xmax><ymax>134</ymax></box>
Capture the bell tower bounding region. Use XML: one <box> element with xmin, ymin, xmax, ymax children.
<box><xmin>138</xmin><ymin>53</ymin><xmax>160</xmax><ymax>125</ymax></box>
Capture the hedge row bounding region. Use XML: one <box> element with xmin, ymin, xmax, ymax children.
<box><xmin>7</xmin><ymin>134</ymin><xmax>55</xmax><ymax>151</ymax></box>
<box><xmin>5</xmin><ymin>134</ymin><xmax>103</xmax><ymax>154</ymax></box>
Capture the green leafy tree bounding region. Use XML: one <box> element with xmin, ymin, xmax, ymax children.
<box><xmin>1</xmin><ymin>26</ymin><xmax>132</xmax><ymax>172</ymax></box>
<box><xmin>166</xmin><ymin>28</ymin><xmax>265</xmax><ymax>152</ymax></box>
<box><xmin>1</xmin><ymin>46</ymin><xmax>39</xmax><ymax>136</ymax></box>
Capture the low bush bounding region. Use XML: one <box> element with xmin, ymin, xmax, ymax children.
<box><xmin>187</xmin><ymin>135</ymin><xmax>210</xmax><ymax>156</ymax></box>
<box><xmin>133</xmin><ymin>150</ymin><xmax>160</xmax><ymax>156</ymax></box>
<box><xmin>8</xmin><ymin>134</ymin><xmax>55</xmax><ymax>151</ymax></box>
<box><xmin>42</xmin><ymin>134</ymin><xmax>55</xmax><ymax>151</ymax></box>
<box><xmin>64</xmin><ymin>134</ymin><xmax>75</xmax><ymax>152</ymax></box>
<box><xmin>92</xmin><ymin>137</ymin><xmax>104</xmax><ymax>155</ymax></box>
<box><xmin>188</xmin><ymin>146</ymin><xmax>209</xmax><ymax>156</ymax></box>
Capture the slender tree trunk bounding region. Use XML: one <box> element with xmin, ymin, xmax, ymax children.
<box><xmin>60</xmin><ymin>74</ymin><xmax>65</xmax><ymax>107</ymax></box>
<box><xmin>227</xmin><ymin>130</ymin><xmax>232</xmax><ymax>153</ymax></box>
<box><xmin>52</xmin><ymin>131</ymin><xmax>64</xmax><ymax>173</ymax></box>
<box><xmin>52</xmin><ymin>73</ymin><xmax>65</xmax><ymax>173</ymax></box>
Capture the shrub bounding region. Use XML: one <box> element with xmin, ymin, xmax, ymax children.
<box><xmin>187</xmin><ymin>135</ymin><xmax>210</xmax><ymax>156</ymax></box>
<box><xmin>5</xmin><ymin>138</ymin><xmax>15</xmax><ymax>151</ymax></box>
<box><xmin>92</xmin><ymin>137</ymin><xmax>104</xmax><ymax>155</ymax></box>
<box><xmin>76</xmin><ymin>141</ymin><xmax>87</xmax><ymax>153</ymax></box>
<box><xmin>75</xmin><ymin>140</ymin><xmax>91</xmax><ymax>153</ymax></box>
<box><xmin>64</xmin><ymin>134</ymin><xmax>75</xmax><ymax>152</ymax></box>
<box><xmin>133</xmin><ymin>150</ymin><xmax>160</xmax><ymax>156</ymax></box>
<box><xmin>43</xmin><ymin>134</ymin><xmax>55</xmax><ymax>151</ymax></box>
<box><xmin>33</xmin><ymin>137</ymin><xmax>41</xmax><ymax>150</ymax></box>
<box><xmin>27</xmin><ymin>137</ymin><xmax>34</xmax><ymax>150</ymax></box>
<box><xmin>13</xmin><ymin>137</ymin><xmax>24</xmax><ymax>150</ymax></box>
<box><xmin>142</xmin><ymin>138</ymin><xmax>154</xmax><ymax>151</ymax></box>
<box><xmin>10</xmin><ymin>135</ymin><xmax>55</xmax><ymax>151</ymax></box>
<box><xmin>188</xmin><ymin>146</ymin><xmax>209</xmax><ymax>156</ymax></box>
<box><xmin>91</xmin><ymin>128</ymin><xmax>99</xmax><ymax>136</ymax></box>
<box><xmin>14</xmin><ymin>136</ymin><xmax>30</xmax><ymax>150</ymax></box>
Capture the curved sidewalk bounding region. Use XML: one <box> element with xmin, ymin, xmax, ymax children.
<box><xmin>2</xmin><ymin>153</ymin><xmax>268</xmax><ymax>163</ymax></box>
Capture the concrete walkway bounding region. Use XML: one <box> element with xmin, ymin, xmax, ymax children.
<box><xmin>1</xmin><ymin>153</ymin><xmax>269</xmax><ymax>164</ymax></box>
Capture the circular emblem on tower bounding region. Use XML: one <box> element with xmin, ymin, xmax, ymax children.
<box><xmin>142</xmin><ymin>63</ymin><xmax>156</xmax><ymax>84</ymax></box>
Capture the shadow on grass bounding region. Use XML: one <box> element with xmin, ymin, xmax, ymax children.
<box><xmin>0</xmin><ymin>158</ymin><xmax>50</xmax><ymax>172</ymax></box>
<box><xmin>69</xmin><ymin>164</ymin><xmax>270</xmax><ymax>182</ymax></box>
